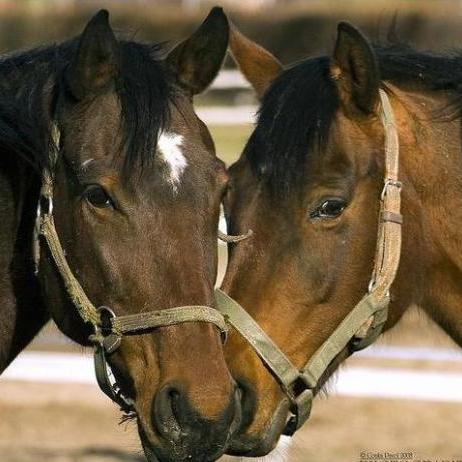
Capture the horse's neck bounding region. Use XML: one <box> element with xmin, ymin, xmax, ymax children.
<box><xmin>392</xmin><ymin>87</ymin><xmax>462</xmax><ymax>346</ymax></box>
<box><xmin>0</xmin><ymin>157</ymin><xmax>49</xmax><ymax>373</ymax></box>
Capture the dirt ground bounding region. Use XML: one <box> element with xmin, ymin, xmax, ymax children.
<box><xmin>1</xmin><ymin>308</ymin><xmax>461</xmax><ymax>462</ymax></box>
<box><xmin>1</xmin><ymin>379</ymin><xmax>461</xmax><ymax>462</ymax></box>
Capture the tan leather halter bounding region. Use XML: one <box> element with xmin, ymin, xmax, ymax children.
<box><xmin>34</xmin><ymin>124</ymin><xmax>229</xmax><ymax>412</ymax></box>
<box><xmin>215</xmin><ymin>88</ymin><xmax>403</xmax><ymax>435</ymax></box>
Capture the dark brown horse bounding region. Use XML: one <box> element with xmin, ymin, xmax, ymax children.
<box><xmin>0</xmin><ymin>9</ymin><xmax>238</xmax><ymax>462</ymax></box>
<box><xmin>222</xmin><ymin>22</ymin><xmax>462</xmax><ymax>456</ymax></box>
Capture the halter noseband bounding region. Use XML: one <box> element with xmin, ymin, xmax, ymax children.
<box><xmin>34</xmin><ymin>127</ymin><xmax>228</xmax><ymax>413</ymax></box>
<box><xmin>215</xmin><ymin>88</ymin><xmax>403</xmax><ymax>435</ymax></box>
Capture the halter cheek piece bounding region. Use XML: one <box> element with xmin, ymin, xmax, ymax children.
<box><xmin>34</xmin><ymin>125</ymin><xmax>232</xmax><ymax>413</ymax></box>
<box><xmin>215</xmin><ymin>88</ymin><xmax>403</xmax><ymax>435</ymax></box>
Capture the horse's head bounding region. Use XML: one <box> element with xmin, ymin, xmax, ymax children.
<box><xmin>223</xmin><ymin>23</ymin><xmax>409</xmax><ymax>455</ymax></box>
<box><xmin>39</xmin><ymin>9</ymin><xmax>238</xmax><ymax>461</ymax></box>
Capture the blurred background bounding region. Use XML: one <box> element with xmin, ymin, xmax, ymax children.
<box><xmin>1</xmin><ymin>1</ymin><xmax>462</xmax><ymax>461</ymax></box>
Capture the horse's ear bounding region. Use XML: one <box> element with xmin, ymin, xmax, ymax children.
<box><xmin>229</xmin><ymin>23</ymin><xmax>282</xmax><ymax>99</ymax></box>
<box><xmin>331</xmin><ymin>22</ymin><xmax>379</xmax><ymax>114</ymax></box>
<box><xmin>66</xmin><ymin>9</ymin><xmax>119</xmax><ymax>100</ymax></box>
<box><xmin>166</xmin><ymin>7</ymin><xmax>229</xmax><ymax>95</ymax></box>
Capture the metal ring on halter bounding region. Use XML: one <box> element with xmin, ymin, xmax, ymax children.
<box><xmin>98</xmin><ymin>306</ymin><xmax>116</xmax><ymax>330</ymax></box>
<box><xmin>38</xmin><ymin>195</ymin><xmax>53</xmax><ymax>216</ymax></box>
<box><xmin>380</xmin><ymin>179</ymin><xmax>402</xmax><ymax>201</ymax></box>
<box><xmin>95</xmin><ymin>306</ymin><xmax>122</xmax><ymax>354</ymax></box>
<box><xmin>367</xmin><ymin>277</ymin><xmax>376</xmax><ymax>293</ymax></box>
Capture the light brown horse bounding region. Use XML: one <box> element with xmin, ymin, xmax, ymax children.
<box><xmin>0</xmin><ymin>9</ymin><xmax>239</xmax><ymax>462</ymax></box>
<box><xmin>222</xmin><ymin>21</ymin><xmax>462</xmax><ymax>456</ymax></box>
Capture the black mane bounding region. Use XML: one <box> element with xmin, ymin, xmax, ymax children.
<box><xmin>0</xmin><ymin>37</ymin><xmax>171</xmax><ymax>174</ymax></box>
<box><xmin>246</xmin><ymin>44</ymin><xmax>462</xmax><ymax>194</ymax></box>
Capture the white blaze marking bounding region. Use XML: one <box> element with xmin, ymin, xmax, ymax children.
<box><xmin>158</xmin><ymin>132</ymin><xmax>187</xmax><ymax>191</ymax></box>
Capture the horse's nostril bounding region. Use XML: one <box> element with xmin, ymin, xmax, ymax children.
<box><xmin>168</xmin><ymin>388</ymin><xmax>178</xmax><ymax>400</ymax></box>
<box><xmin>150</xmin><ymin>381</ymin><xmax>240</xmax><ymax>460</ymax></box>
<box><xmin>153</xmin><ymin>385</ymin><xmax>182</xmax><ymax>442</ymax></box>
<box><xmin>235</xmin><ymin>379</ymin><xmax>257</xmax><ymax>433</ymax></box>
<box><xmin>230</xmin><ymin>385</ymin><xmax>243</xmax><ymax>437</ymax></box>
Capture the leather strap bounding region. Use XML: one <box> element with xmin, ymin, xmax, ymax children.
<box><xmin>215</xmin><ymin>288</ymin><xmax>314</xmax><ymax>435</ymax></box>
<box><xmin>300</xmin><ymin>293</ymin><xmax>389</xmax><ymax>387</ymax></box>
<box><xmin>112</xmin><ymin>305</ymin><xmax>228</xmax><ymax>339</ymax></box>
<box><xmin>218</xmin><ymin>229</ymin><xmax>253</xmax><ymax>243</ymax></box>
<box><xmin>215</xmin><ymin>289</ymin><xmax>300</xmax><ymax>389</ymax></box>
<box><xmin>40</xmin><ymin>207</ymin><xmax>102</xmax><ymax>326</ymax></box>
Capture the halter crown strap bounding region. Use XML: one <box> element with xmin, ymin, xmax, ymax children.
<box><xmin>215</xmin><ymin>88</ymin><xmax>403</xmax><ymax>436</ymax></box>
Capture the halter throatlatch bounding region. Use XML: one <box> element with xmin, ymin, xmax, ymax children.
<box><xmin>218</xmin><ymin>229</ymin><xmax>253</xmax><ymax>243</ymax></box>
<box><xmin>215</xmin><ymin>88</ymin><xmax>403</xmax><ymax>435</ymax></box>
<box><xmin>34</xmin><ymin>125</ymin><xmax>228</xmax><ymax>412</ymax></box>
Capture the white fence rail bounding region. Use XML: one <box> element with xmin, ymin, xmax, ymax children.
<box><xmin>3</xmin><ymin>347</ymin><xmax>462</xmax><ymax>403</ymax></box>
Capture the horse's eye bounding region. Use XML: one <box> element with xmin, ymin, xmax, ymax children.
<box><xmin>310</xmin><ymin>198</ymin><xmax>346</xmax><ymax>220</ymax></box>
<box><xmin>84</xmin><ymin>185</ymin><xmax>114</xmax><ymax>209</ymax></box>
